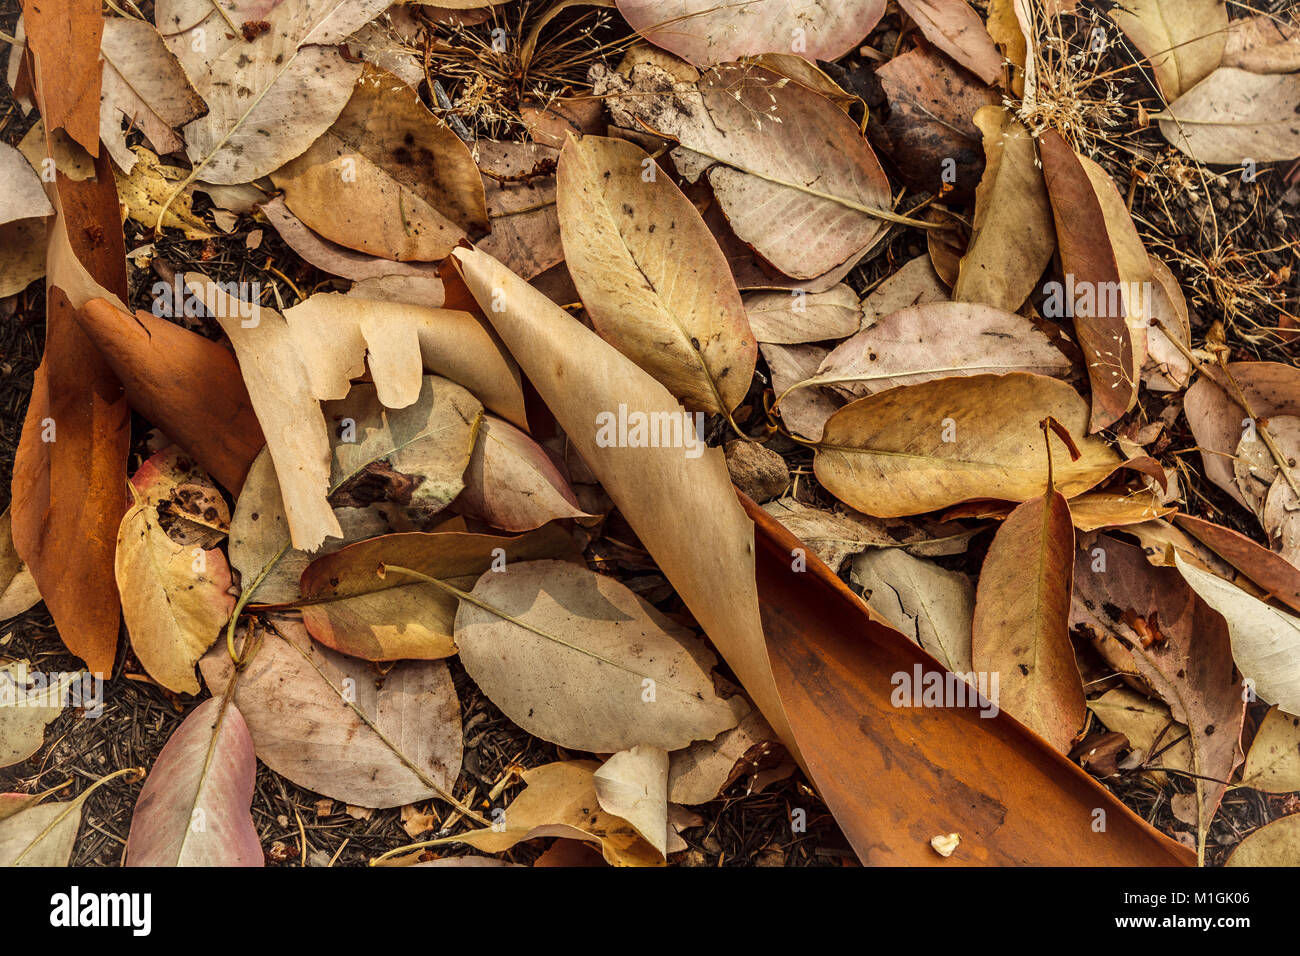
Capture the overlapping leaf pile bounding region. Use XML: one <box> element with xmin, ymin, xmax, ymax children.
<box><xmin>2</xmin><ymin>0</ymin><xmax>1300</xmax><ymax>868</ymax></box>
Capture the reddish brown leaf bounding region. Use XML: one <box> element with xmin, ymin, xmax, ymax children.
<box><xmin>74</xmin><ymin>300</ymin><xmax>264</xmax><ymax>493</ymax></box>
<box><xmin>1175</xmin><ymin>514</ymin><xmax>1300</xmax><ymax>616</ymax></box>
<box><xmin>21</xmin><ymin>0</ymin><xmax>103</xmax><ymax>155</ymax></box>
<box><xmin>1038</xmin><ymin>129</ymin><xmax>1137</xmax><ymax>432</ymax></box>
<box><xmin>10</xmin><ymin>152</ymin><xmax>129</xmax><ymax>675</ymax></box>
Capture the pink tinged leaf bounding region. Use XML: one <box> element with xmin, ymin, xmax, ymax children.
<box><xmin>125</xmin><ymin>697</ymin><xmax>263</xmax><ymax>867</ymax></box>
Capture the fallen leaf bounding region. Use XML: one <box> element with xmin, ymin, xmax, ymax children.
<box><xmin>812</xmin><ymin>301</ymin><xmax>1071</xmax><ymax>400</ymax></box>
<box><xmin>760</xmin><ymin>343</ymin><xmax>841</xmax><ymax>441</ymax></box>
<box><xmin>1225</xmin><ymin>812</ymin><xmax>1300</xmax><ymax>866</ymax></box>
<box><xmin>271</xmin><ymin>67</ymin><xmax>488</xmax><ymax>260</ymax></box>
<box><xmin>1239</xmin><ymin>706</ymin><xmax>1300</xmax><ymax>793</ymax></box>
<box><xmin>451</xmin><ymin>245</ymin><xmax>798</xmax><ymax>766</ymax></box>
<box><xmin>199</xmin><ymin>617</ymin><xmax>462</xmax><ymax>809</ymax></box>
<box><xmin>257</xmin><ymin>196</ymin><xmax>446</xmax><ymax>284</ymax></box>
<box><xmin>1075</xmin><ymin>537</ymin><xmax>1244</xmax><ymax>856</ymax></box>
<box><xmin>11</xmin><ymin>157</ymin><xmax>131</xmax><ymax>675</ymax></box>
<box><xmin>813</xmin><ymin>373</ymin><xmax>1123</xmax><ymax>517</ymax></box>
<box><xmin>0</xmin><ymin>787</ymin><xmax>92</xmax><ymax>866</ymax></box>
<box><xmin>593</xmin><ymin>745</ymin><xmax>669</xmax><ymax>857</ymax></box>
<box><xmin>72</xmin><ymin>299</ymin><xmax>263</xmax><ymax>494</ymax></box>
<box><xmin>872</xmin><ymin>46</ymin><xmax>999</xmax><ymax>204</ymax></box>
<box><xmin>668</xmin><ymin>707</ymin><xmax>789</xmax><ymax>805</ymax></box>
<box><xmin>1175</xmin><ymin>553</ymin><xmax>1300</xmax><ymax>717</ymax></box>
<box><xmin>283</xmin><ymin>293</ymin><xmax>527</xmax><ymax>428</ymax></box>
<box><xmin>175</xmin><ymin>0</ymin><xmax>392</xmax><ymax>184</ymax></box>
<box><xmin>862</xmin><ymin>254</ymin><xmax>949</xmax><ymax>321</ymax></box>
<box><xmin>22</xmin><ymin>0</ymin><xmax>103</xmax><ymax>155</ymax></box>
<box><xmin>114</xmin><ymin>146</ymin><xmax>214</xmax><ymax>239</ymax></box>
<box><xmin>1223</xmin><ymin>14</ymin><xmax>1300</xmax><ymax>73</ymax></box>
<box><xmin>1038</xmin><ymin>129</ymin><xmax>1139</xmax><ymax>432</ymax></box>
<box><xmin>0</xmin><ymin>141</ymin><xmax>53</xmax><ymax>224</ymax></box>
<box><xmin>299</xmin><ymin>524</ymin><xmax>579</xmax><ymax>661</ymax></box>
<box><xmin>743</xmin><ymin>285</ymin><xmax>860</xmax><ymax>345</ymax></box>
<box><xmin>613</xmin><ymin>0</ymin><xmax>884</xmax><ymax>66</ymax></box>
<box><xmin>1175</xmin><ymin>514</ymin><xmax>1300</xmax><ymax>615</ymax></box>
<box><xmin>1087</xmin><ymin>687</ymin><xmax>1193</xmax><ymax>781</ymax></box>
<box><xmin>457</xmin><ymin>760</ymin><xmax>663</xmax><ymax>866</ymax></box>
<box><xmin>124</xmin><ymin>697</ymin><xmax>262</xmax><ymax>866</ymax></box>
<box><xmin>898</xmin><ymin>0</ymin><xmax>1004</xmax><ymax>85</ymax></box>
<box><xmin>1109</xmin><ymin>0</ymin><xmax>1228</xmax><ymax>100</ymax></box>
<box><xmin>0</xmin><ymin>509</ymin><xmax>42</xmax><ymax>621</ymax></box>
<box><xmin>115</xmin><ymin>449</ymin><xmax>236</xmax><ymax>694</ymax></box>
<box><xmin>971</xmin><ymin>485</ymin><xmax>1084</xmax><ymax>753</ymax></box>
<box><xmin>98</xmin><ymin>17</ymin><xmax>205</xmax><ymax>174</ymax></box>
<box><xmin>557</xmin><ymin>133</ymin><xmax>755</xmax><ymax>415</ymax></box>
<box><xmin>953</xmin><ymin>107</ymin><xmax>1055</xmax><ymax>313</ymax></box>
<box><xmin>851</xmin><ymin>548</ymin><xmax>974</xmax><ymax>674</ymax></box>
<box><xmin>1157</xmin><ymin>68</ymin><xmax>1300</xmax><ymax>163</ymax></box>
<box><xmin>476</xmin><ymin>140</ymin><xmax>562</xmax><ymax>280</ymax></box>
<box><xmin>457</xmin><ymin>415</ymin><xmax>588</xmax><ymax>531</ymax></box>
<box><xmin>454</xmin><ymin>559</ymin><xmax>745</xmax><ymax>751</ymax></box>
<box><xmin>596</xmin><ymin>62</ymin><xmax>893</xmax><ymax>280</ymax></box>
<box><xmin>0</xmin><ymin>661</ymin><xmax>75</xmax><ymax>767</ymax></box>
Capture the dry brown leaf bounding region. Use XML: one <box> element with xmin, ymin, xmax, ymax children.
<box><xmin>897</xmin><ymin>0</ymin><xmax>1004</xmax><ymax>85</ymax></box>
<box><xmin>596</xmin><ymin>62</ymin><xmax>893</xmax><ymax>280</ymax></box>
<box><xmin>257</xmin><ymin>197</ymin><xmax>446</xmax><ymax>285</ymax></box>
<box><xmin>1109</xmin><ymin>0</ymin><xmax>1228</xmax><ymax>100</ymax></box>
<box><xmin>1240</xmin><ymin>705</ymin><xmax>1300</xmax><ymax>793</ymax></box>
<box><xmin>557</xmin><ymin>133</ymin><xmax>755</xmax><ymax>414</ymax></box>
<box><xmin>743</xmin><ymin>285</ymin><xmax>860</xmax><ymax>345</ymax></box>
<box><xmin>1225</xmin><ymin>812</ymin><xmax>1300</xmax><ymax>865</ymax></box>
<box><xmin>811</xmin><ymin>301</ymin><xmax>1071</xmax><ymax>400</ymax></box>
<box><xmin>285</xmin><ymin>293</ymin><xmax>527</xmax><ymax>429</ymax></box>
<box><xmin>173</xmin><ymin>0</ymin><xmax>392</xmax><ymax>184</ymax></box>
<box><xmin>613</xmin><ymin>0</ymin><xmax>884</xmax><ymax>67</ymax></box>
<box><xmin>200</xmin><ymin>617</ymin><xmax>462</xmax><ymax>809</ymax></box>
<box><xmin>71</xmin><ymin>299</ymin><xmax>264</xmax><ymax>494</ymax></box>
<box><xmin>851</xmin><ymin>548</ymin><xmax>975</xmax><ymax>673</ymax></box>
<box><xmin>454</xmin><ymin>559</ymin><xmax>745</xmax><ymax>751</ymax></box>
<box><xmin>0</xmin><ymin>786</ymin><xmax>92</xmax><ymax>866</ymax></box>
<box><xmin>272</xmin><ymin>67</ymin><xmax>488</xmax><ymax>261</ymax></box>
<box><xmin>184</xmin><ymin>274</ymin><xmax>339</xmax><ymax>552</ymax></box>
<box><xmin>668</xmin><ymin>707</ymin><xmax>788</xmax><ymax>805</ymax></box>
<box><xmin>953</xmin><ymin>107</ymin><xmax>1055</xmax><ymax>313</ymax></box>
<box><xmin>872</xmin><ymin>46</ymin><xmax>999</xmax><ymax>204</ymax></box>
<box><xmin>0</xmin><ymin>661</ymin><xmax>74</xmax><ymax>768</ymax></box>
<box><xmin>1223</xmin><ymin>15</ymin><xmax>1300</xmax><ymax>73</ymax></box>
<box><xmin>1039</xmin><ymin>129</ymin><xmax>1139</xmax><ymax>432</ymax></box>
<box><xmin>298</xmin><ymin>524</ymin><xmax>579</xmax><ymax>661</ymax></box>
<box><xmin>972</xmin><ymin>486</ymin><xmax>1083</xmax><ymax>753</ymax></box>
<box><xmin>1157</xmin><ymin>68</ymin><xmax>1300</xmax><ymax>163</ymax></box>
<box><xmin>862</xmin><ymin>254</ymin><xmax>949</xmax><ymax>321</ymax></box>
<box><xmin>593</xmin><ymin>745</ymin><xmax>669</xmax><ymax>857</ymax></box>
<box><xmin>457</xmin><ymin>415</ymin><xmax>588</xmax><ymax>531</ymax></box>
<box><xmin>476</xmin><ymin>140</ymin><xmax>562</xmax><ymax>280</ymax></box>
<box><xmin>1175</xmin><ymin>514</ymin><xmax>1300</xmax><ymax>615</ymax></box>
<box><xmin>813</xmin><ymin>373</ymin><xmax>1123</xmax><ymax>517</ymax></box>
<box><xmin>1183</xmin><ymin>362</ymin><xmax>1300</xmax><ymax>509</ymax></box>
<box><xmin>452</xmin><ymin>245</ymin><xmax>799</xmax><ymax>761</ymax></box>
<box><xmin>1074</xmin><ymin>536</ymin><xmax>1244</xmax><ymax>855</ymax></box>
<box><xmin>1087</xmin><ymin>687</ymin><xmax>1193</xmax><ymax>782</ymax></box>
<box><xmin>98</xmin><ymin>17</ymin><xmax>204</xmax><ymax>174</ymax></box>
<box><xmin>1175</xmin><ymin>554</ymin><xmax>1300</xmax><ymax>718</ymax></box>
<box><xmin>457</xmin><ymin>760</ymin><xmax>662</xmax><ymax>866</ymax></box>
<box><xmin>759</xmin><ymin>343</ymin><xmax>841</xmax><ymax>442</ymax></box>
<box><xmin>115</xmin><ymin>449</ymin><xmax>236</xmax><ymax>695</ymax></box>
